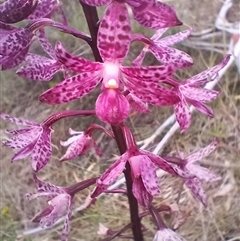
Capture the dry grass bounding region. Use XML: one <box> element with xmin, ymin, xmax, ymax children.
<box><xmin>0</xmin><ymin>0</ymin><xmax>240</xmax><ymax>241</ymax></box>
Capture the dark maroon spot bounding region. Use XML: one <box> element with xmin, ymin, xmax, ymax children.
<box><xmin>119</xmin><ymin>15</ymin><xmax>126</xmax><ymax>22</ymax></box>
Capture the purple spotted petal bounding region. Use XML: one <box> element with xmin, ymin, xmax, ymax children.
<box><xmin>0</xmin><ymin>22</ymin><xmax>17</xmax><ymax>36</ymax></box>
<box><xmin>132</xmin><ymin>49</ymin><xmax>147</xmax><ymax>66</ymax></box>
<box><xmin>149</xmin><ymin>45</ymin><xmax>193</xmax><ymax>67</ymax></box>
<box><xmin>180</xmin><ymin>86</ymin><xmax>219</xmax><ymax>102</ymax></box>
<box><xmin>17</xmin><ymin>54</ymin><xmax>61</xmax><ymax>81</ymax></box>
<box><xmin>140</xmin><ymin>157</ymin><xmax>160</xmax><ymax>196</ymax></box>
<box><xmin>80</xmin><ymin>0</ymin><xmax>111</xmax><ymax>6</ymax></box>
<box><xmin>0</xmin><ymin>0</ymin><xmax>37</xmax><ymax>24</ymax></box>
<box><xmin>28</xmin><ymin>0</ymin><xmax>58</xmax><ymax>20</ymax></box>
<box><xmin>174</xmin><ymin>97</ymin><xmax>191</xmax><ymax>132</ymax></box>
<box><xmin>55</xmin><ymin>42</ymin><xmax>103</xmax><ymax>72</ymax></box>
<box><xmin>187</xmin><ymin>98</ymin><xmax>214</xmax><ymax>117</ymax></box>
<box><xmin>160</xmin><ymin>28</ymin><xmax>192</xmax><ymax>46</ymax></box>
<box><xmin>186</xmin><ymin>55</ymin><xmax>231</xmax><ymax>86</ymax></box>
<box><xmin>92</xmin><ymin>152</ymin><xmax>129</xmax><ymax>197</ymax></box>
<box><xmin>153</xmin><ymin>229</ymin><xmax>187</xmax><ymax>241</ymax></box>
<box><xmin>0</xmin><ymin>28</ymin><xmax>33</xmax><ymax>67</ymax></box>
<box><xmin>61</xmin><ymin>198</ymin><xmax>73</xmax><ymax>241</ymax></box>
<box><xmin>151</xmin><ymin>28</ymin><xmax>168</xmax><ymax>41</ymax></box>
<box><xmin>187</xmin><ymin>164</ymin><xmax>221</xmax><ymax>182</ymax></box>
<box><xmin>122</xmin><ymin>65</ymin><xmax>175</xmax><ymax>82</ymax></box>
<box><xmin>185</xmin><ymin>177</ymin><xmax>207</xmax><ymax>206</ymax></box>
<box><xmin>37</xmin><ymin>29</ymin><xmax>56</xmax><ymax>59</ymax></box>
<box><xmin>0</xmin><ymin>44</ymin><xmax>30</xmax><ymax>70</ymax></box>
<box><xmin>31</xmin><ymin>127</ymin><xmax>52</xmax><ymax>171</ymax></box>
<box><xmin>141</xmin><ymin>150</ymin><xmax>178</xmax><ymax>176</ymax></box>
<box><xmin>11</xmin><ymin>138</ymin><xmax>38</xmax><ymax>162</ymax></box>
<box><xmin>97</xmin><ymin>1</ymin><xmax>131</xmax><ymax>62</ymax></box>
<box><xmin>186</xmin><ymin>139</ymin><xmax>217</xmax><ymax>164</ymax></box>
<box><xmin>131</xmin><ymin>0</ymin><xmax>181</xmax><ymax>29</ymax></box>
<box><xmin>39</xmin><ymin>71</ymin><xmax>102</xmax><ymax>104</ymax></box>
<box><xmin>33</xmin><ymin>174</ymin><xmax>65</xmax><ymax>194</ymax></box>
<box><xmin>0</xmin><ymin>113</ymin><xmax>38</xmax><ymax>126</ymax></box>
<box><xmin>132</xmin><ymin>177</ymin><xmax>153</xmax><ymax>207</ymax></box>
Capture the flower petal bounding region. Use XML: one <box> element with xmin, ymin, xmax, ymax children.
<box><xmin>185</xmin><ymin>178</ymin><xmax>207</xmax><ymax>206</ymax></box>
<box><xmin>159</xmin><ymin>28</ymin><xmax>192</xmax><ymax>46</ymax></box>
<box><xmin>55</xmin><ymin>41</ymin><xmax>103</xmax><ymax>72</ymax></box>
<box><xmin>28</xmin><ymin>0</ymin><xmax>58</xmax><ymax>20</ymax></box>
<box><xmin>150</xmin><ymin>45</ymin><xmax>193</xmax><ymax>67</ymax></box>
<box><xmin>132</xmin><ymin>177</ymin><xmax>153</xmax><ymax>207</ymax></box>
<box><xmin>0</xmin><ymin>0</ymin><xmax>37</xmax><ymax>24</ymax></box>
<box><xmin>31</xmin><ymin>127</ymin><xmax>52</xmax><ymax>171</ymax></box>
<box><xmin>92</xmin><ymin>152</ymin><xmax>129</xmax><ymax>197</ymax></box>
<box><xmin>140</xmin><ymin>157</ymin><xmax>160</xmax><ymax>196</ymax></box>
<box><xmin>37</xmin><ymin>29</ymin><xmax>56</xmax><ymax>59</ymax></box>
<box><xmin>17</xmin><ymin>54</ymin><xmax>61</xmax><ymax>81</ymax></box>
<box><xmin>39</xmin><ymin>72</ymin><xmax>102</xmax><ymax>104</ymax></box>
<box><xmin>187</xmin><ymin>98</ymin><xmax>214</xmax><ymax>117</ymax></box>
<box><xmin>131</xmin><ymin>0</ymin><xmax>181</xmax><ymax>29</ymax></box>
<box><xmin>174</xmin><ymin>97</ymin><xmax>191</xmax><ymax>132</ymax></box>
<box><xmin>97</xmin><ymin>1</ymin><xmax>131</xmax><ymax>62</ymax></box>
<box><xmin>186</xmin><ymin>55</ymin><xmax>231</xmax><ymax>86</ymax></box>
<box><xmin>153</xmin><ymin>229</ymin><xmax>187</xmax><ymax>241</ymax></box>
<box><xmin>0</xmin><ymin>113</ymin><xmax>38</xmax><ymax>126</ymax></box>
<box><xmin>141</xmin><ymin>150</ymin><xmax>179</xmax><ymax>176</ymax></box>
<box><xmin>186</xmin><ymin>139</ymin><xmax>218</xmax><ymax>164</ymax></box>
<box><xmin>180</xmin><ymin>85</ymin><xmax>219</xmax><ymax>102</ymax></box>
<box><xmin>187</xmin><ymin>164</ymin><xmax>221</xmax><ymax>182</ymax></box>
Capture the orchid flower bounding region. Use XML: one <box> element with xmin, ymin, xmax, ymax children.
<box><xmin>39</xmin><ymin>1</ymin><xmax>179</xmax><ymax>124</ymax></box>
<box><xmin>26</xmin><ymin>175</ymin><xmax>73</xmax><ymax>241</ymax></box>
<box><xmin>80</xmin><ymin>0</ymin><xmax>182</xmax><ymax>29</ymax></box>
<box><xmin>60</xmin><ymin>124</ymin><xmax>113</xmax><ymax>161</ymax></box>
<box><xmin>0</xmin><ymin>113</ymin><xmax>53</xmax><ymax>172</ymax></box>
<box><xmin>165</xmin><ymin>139</ymin><xmax>221</xmax><ymax>206</ymax></box>
<box><xmin>168</xmin><ymin>55</ymin><xmax>230</xmax><ymax>131</ymax></box>
<box><xmin>91</xmin><ymin>143</ymin><xmax>191</xmax><ymax>207</ymax></box>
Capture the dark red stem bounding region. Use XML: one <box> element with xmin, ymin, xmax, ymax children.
<box><xmin>79</xmin><ymin>2</ymin><xmax>144</xmax><ymax>240</ymax></box>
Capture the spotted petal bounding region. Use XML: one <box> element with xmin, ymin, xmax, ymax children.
<box><xmin>0</xmin><ymin>0</ymin><xmax>37</xmax><ymax>23</ymax></box>
<box><xmin>180</xmin><ymin>86</ymin><xmax>219</xmax><ymax>102</ymax></box>
<box><xmin>97</xmin><ymin>1</ymin><xmax>131</xmax><ymax>62</ymax></box>
<box><xmin>174</xmin><ymin>96</ymin><xmax>191</xmax><ymax>132</ymax></box>
<box><xmin>140</xmin><ymin>157</ymin><xmax>160</xmax><ymax>196</ymax></box>
<box><xmin>55</xmin><ymin>42</ymin><xmax>103</xmax><ymax>72</ymax></box>
<box><xmin>31</xmin><ymin>127</ymin><xmax>52</xmax><ymax>171</ymax></box>
<box><xmin>0</xmin><ymin>113</ymin><xmax>38</xmax><ymax>126</ymax></box>
<box><xmin>185</xmin><ymin>177</ymin><xmax>207</xmax><ymax>206</ymax></box>
<box><xmin>130</xmin><ymin>0</ymin><xmax>182</xmax><ymax>29</ymax></box>
<box><xmin>28</xmin><ymin>0</ymin><xmax>58</xmax><ymax>20</ymax></box>
<box><xmin>17</xmin><ymin>54</ymin><xmax>61</xmax><ymax>81</ymax></box>
<box><xmin>186</xmin><ymin>55</ymin><xmax>231</xmax><ymax>86</ymax></box>
<box><xmin>39</xmin><ymin>71</ymin><xmax>102</xmax><ymax>104</ymax></box>
<box><xmin>186</xmin><ymin>139</ymin><xmax>218</xmax><ymax>164</ymax></box>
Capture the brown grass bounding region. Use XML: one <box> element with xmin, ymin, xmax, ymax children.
<box><xmin>0</xmin><ymin>0</ymin><xmax>240</xmax><ymax>241</ymax></box>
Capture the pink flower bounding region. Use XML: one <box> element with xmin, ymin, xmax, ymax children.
<box><xmin>169</xmin><ymin>55</ymin><xmax>230</xmax><ymax>131</ymax></box>
<box><xmin>39</xmin><ymin>2</ymin><xmax>178</xmax><ymax>124</ymax></box>
<box><xmin>91</xmin><ymin>146</ymin><xmax>190</xmax><ymax>207</ymax></box>
<box><xmin>153</xmin><ymin>229</ymin><xmax>187</xmax><ymax>241</ymax></box>
<box><xmin>0</xmin><ymin>113</ymin><xmax>53</xmax><ymax>171</ymax></box>
<box><xmin>25</xmin><ymin>175</ymin><xmax>73</xmax><ymax>241</ymax></box>
<box><xmin>80</xmin><ymin>0</ymin><xmax>181</xmax><ymax>29</ymax></box>
<box><xmin>165</xmin><ymin>139</ymin><xmax>221</xmax><ymax>206</ymax></box>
